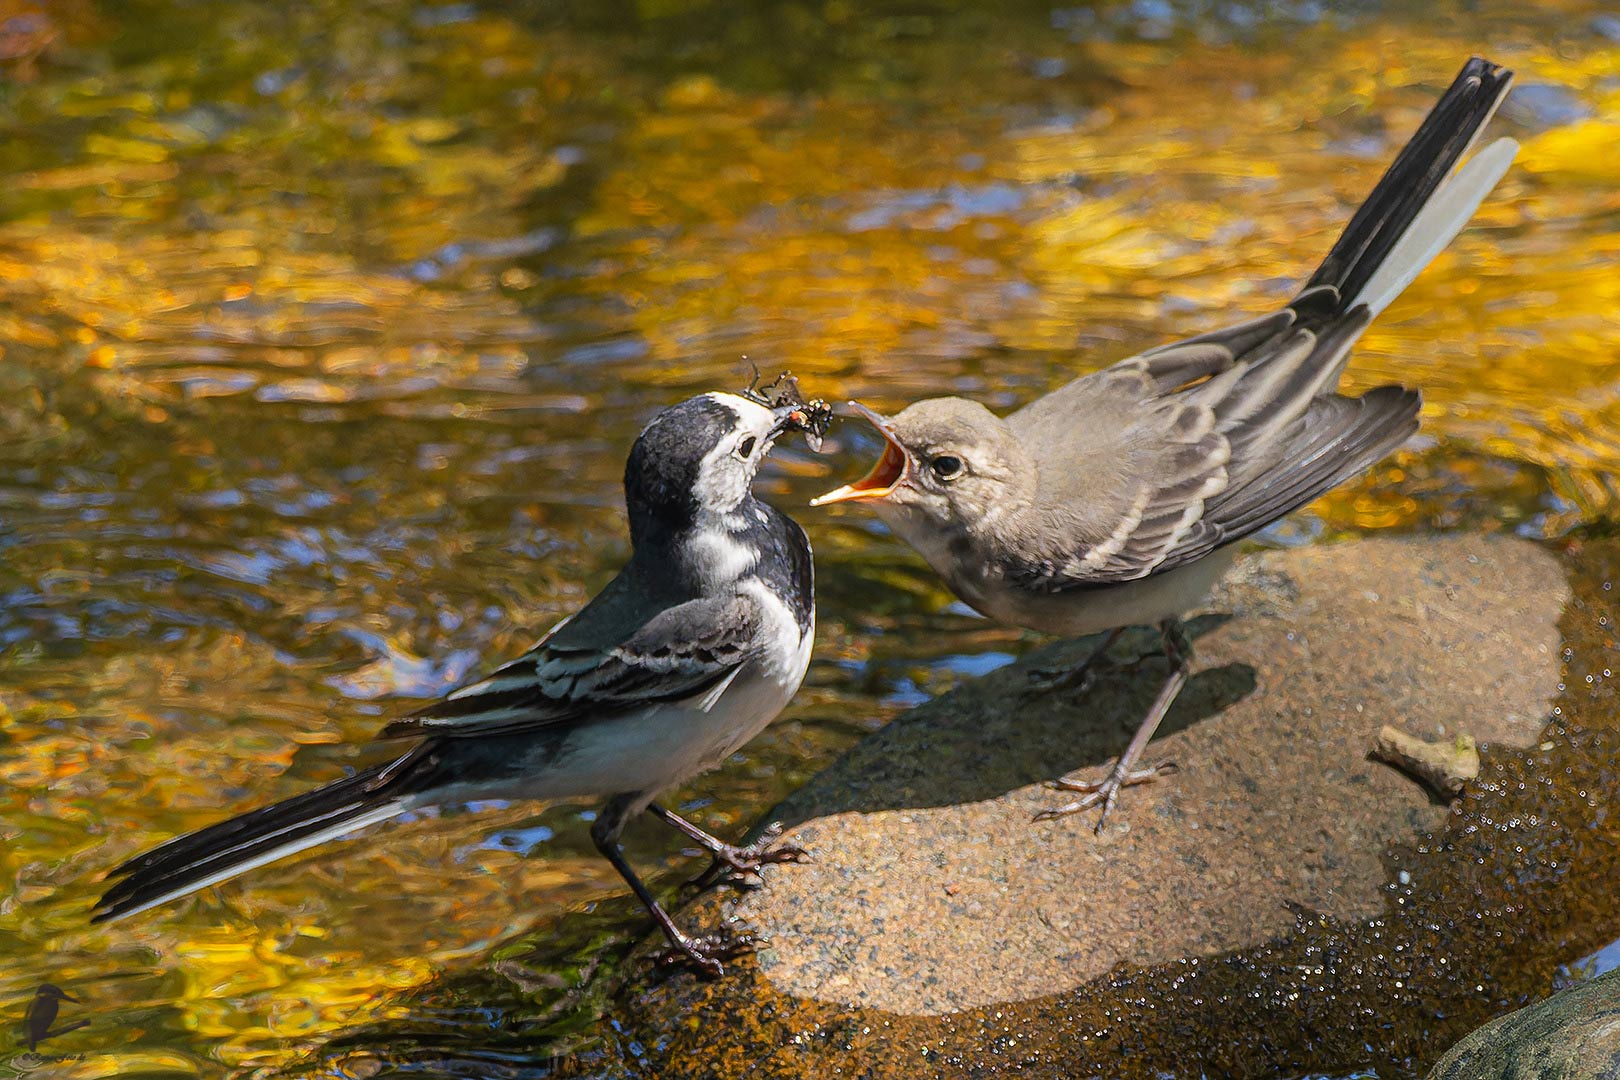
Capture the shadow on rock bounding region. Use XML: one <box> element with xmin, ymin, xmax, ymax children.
<box><xmin>777</xmin><ymin>645</ymin><xmax>1259</xmax><ymax>822</ymax></box>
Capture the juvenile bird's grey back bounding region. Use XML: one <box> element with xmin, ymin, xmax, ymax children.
<box><xmin>1008</xmin><ymin>362</ymin><xmax>1227</xmax><ymax>561</ymax></box>
<box><xmin>995</xmin><ymin>59</ymin><xmax>1514</xmax><ymax>588</ymax></box>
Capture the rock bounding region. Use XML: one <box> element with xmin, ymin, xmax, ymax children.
<box><xmin>733</xmin><ymin>534</ymin><xmax>1567</xmax><ymax>1013</ymax></box>
<box><xmin>1428</xmin><ymin>969</ymin><xmax>1620</xmax><ymax>1080</ymax></box>
<box><xmin>593</xmin><ymin>533</ymin><xmax>1620</xmax><ymax>1079</ymax></box>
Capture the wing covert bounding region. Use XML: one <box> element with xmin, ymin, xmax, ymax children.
<box><xmin>376</xmin><ymin>593</ymin><xmax>765</xmax><ymax>740</ymax></box>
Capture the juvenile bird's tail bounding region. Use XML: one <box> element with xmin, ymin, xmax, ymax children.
<box><xmin>1301</xmin><ymin>56</ymin><xmax>1517</xmax><ymax>319</ymax></box>
<box><xmin>92</xmin><ymin>746</ymin><xmax>444</xmax><ymax>923</ymax></box>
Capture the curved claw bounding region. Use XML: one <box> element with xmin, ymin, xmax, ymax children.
<box><xmin>1032</xmin><ymin>760</ymin><xmax>1178</xmax><ymax>831</ymax></box>
<box><xmin>687</xmin><ymin>821</ymin><xmax>811</xmax><ymax>892</ymax></box>
<box><xmin>654</xmin><ymin>928</ymin><xmax>764</xmax><ymax>979</ymax></box>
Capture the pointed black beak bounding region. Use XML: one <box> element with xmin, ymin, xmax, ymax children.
<box><xmin>769</xmin><ymin>403</ymin><xmax>800</xmax><ymax>436</ymax></box>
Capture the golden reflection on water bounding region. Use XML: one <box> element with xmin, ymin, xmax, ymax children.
<box><xmin>1</xmin><ymin>0</ymin><xmax>1618</xmax><ymax>1073</ymax></box>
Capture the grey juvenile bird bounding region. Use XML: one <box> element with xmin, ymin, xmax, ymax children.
<box><xmin>813</xmin><ymin>58</ymin><xmax>1517</xmax><ymax>828</ymax></box>
<box><xmin>95</xmin><ymin>391</ymin><xmax>820</xmax><ymax>976</ymax></box>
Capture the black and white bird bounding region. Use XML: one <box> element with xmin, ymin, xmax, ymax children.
<box><xmin>94</xmin><ymin>392</ymin><xmax>818</xmax><ymax>976</ymax></box>
<box><xmin>813</xmin><ymin>58</ymin><xmax>1517</xmax><ymax>828</ymax></box>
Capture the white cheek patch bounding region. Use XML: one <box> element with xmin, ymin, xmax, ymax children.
<box><xmin>692</xmin><ymin>441</ymin><xmax>751</xmax><ymax>510</ymax></box>
<box><xmin>693</xmin><ymin>446</ymin><xmax>748</xmax><ymax>508</ymax></box>
<box><xmin>690</xmin><ymin>392</ymin><xmax>777</xmax><ymax>513</ymax></box>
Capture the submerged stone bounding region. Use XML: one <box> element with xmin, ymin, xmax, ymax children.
<box><xmin>1428</xmin><ymin>968</ymin><xmax>1620</xmax><ymax>1080</ymax></box>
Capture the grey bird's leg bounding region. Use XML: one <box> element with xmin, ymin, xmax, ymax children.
<box><xmin>647</xmin><ymin>803</ymin><xmax>808</xmax><ymax>891</ymax></box>
<box><xmin>1035</xmin><ymin>618</ymin><xmax>1187</xmax><ymax>831</ymax></box>
<box><xmin>590</xmin><ymin>795</ymin><xmax>755</xmax><ymax>978</ymax></box>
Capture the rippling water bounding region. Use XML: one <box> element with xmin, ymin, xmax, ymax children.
<box><xmin>2</xmin><ymin>0</ymin><xmax>1618</xmax><ymax>1075</ymax></box>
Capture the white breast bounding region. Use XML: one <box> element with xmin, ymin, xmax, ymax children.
<box><xmin>971</xmin><ymin>545</ymin><xmax>1240</xmax><ymax>636</ymax></box>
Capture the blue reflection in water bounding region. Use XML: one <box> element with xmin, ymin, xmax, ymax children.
<box><xmin>1554</xmin><ymin>934</ymin><xmax>1620</xmax><ymax>990</ymax></box>
<box><xmin>473</xmin><ymin>822</ymin><xmax>557</xmax><ymax>854</ymax></box>
<box><xmin>938</xmin><ymin>651</ymin><xmax>1016</xmax><ymax>678</ymax></box>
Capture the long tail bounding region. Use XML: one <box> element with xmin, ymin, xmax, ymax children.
<box><xmin>92</xmin><ymin>746</ymin><xmax>445</xmax><ymax>923</ymax></box>
<box><xmin>1301</xmin><ymin>56</ymin><xmax>1516</xmax><ymax>319</ymax></box>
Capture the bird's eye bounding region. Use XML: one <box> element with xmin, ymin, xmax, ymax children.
<box><xmin>737</xmin><ymin>436</ymin><xmax>758</xmax><ymax>458</ymax></box>
<box><xmin>931</xmin><ymin>455</ymin><xmax>964</xmax><ymax>481</ymax></box>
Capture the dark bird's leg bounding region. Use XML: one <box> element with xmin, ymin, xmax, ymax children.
<box><xmin>647</xmin><ymin>803</ymin><xmax>808</xmax><ymax>891</ymax></box>
<box><xmin>1032</xmin><ymin>626</ymin><xmax>1127</xmax><ymax>692</ymax></box>
<box><xmin>1036</xmin><ymin>618</ymin><xmax>1188</xmax><ymax>831</ymax></box>
<box><xmin>591</xmin><ymin>796</ymin><xmax>754</xmax><ymax>978</ymax></box>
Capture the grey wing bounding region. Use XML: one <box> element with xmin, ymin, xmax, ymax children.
<box><xmin>1007</xmin><ymin>304</ymin><xmax>1419</xmax><ymax>590</ymax></box>
<box><xmin>376</xmin><ymin>592</ymin><xmax>764</xmax><ymax>739</ymax></box>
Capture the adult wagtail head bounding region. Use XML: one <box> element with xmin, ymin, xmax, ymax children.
<box><xmin>629</xmin><ymin>391</ymin><xmax>814</xmax><ymax>538</ymax></box>
<box><xmin>813</xmin><ymin>57</ymin><xmax>1517</xmax><ymax>832</ymax></box>
<box><xmin>94</xmin><ymin>388</ymin><xmax>824</xmax><ymax>978</ymax></box>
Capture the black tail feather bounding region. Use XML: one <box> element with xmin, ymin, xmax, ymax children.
<box><xmin>93</xmin><ymin>746</ymin><xmax>444</xmax><ymax>922</ymax></box>
<box><xmin>1301</xmin><ymin>56</ymin><xmax>1513</xmax><ymax>312</ymax></box>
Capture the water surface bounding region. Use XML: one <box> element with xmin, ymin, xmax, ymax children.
<box><xmin>2</xmin><ymin>0</ymin><xmax>1618</xmax><ymax>1075</ymax></box>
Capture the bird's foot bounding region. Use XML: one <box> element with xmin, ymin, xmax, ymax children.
<box><xmin>653</xmin><ymin>925</ymin><xmax>762</xmax><ymax>979</ymax></box>
<box><xmin>1033</xmin><ymin>759</ymin><xmax>1178</xmax><ymax>832</ymax></box>
<box><xmin>688</xmin><ymin>821</ymin><xmax>808</xmax><ymax>891</ymax></box>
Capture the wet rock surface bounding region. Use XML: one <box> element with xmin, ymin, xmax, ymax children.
<box><xmin>591</xmin><ymin>534</ymin><xmax>1620</xmax><ymax>1078</ymax></box>
<box><xmin>1428</xmin><ymin>968</ymin><xmax>1620</xmax><ymax>1080</ymax></box>
<box><xmin>731</xmin><ymin>535</ymin><xmax>1566</xmax><ymax>1013</ymax></box>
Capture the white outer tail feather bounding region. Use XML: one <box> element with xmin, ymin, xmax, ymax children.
<box><xmin>97</xmin><ymin>800</ymin><xmax>411</xmax><ymax>922</ymax></box>
<box><xmin>1353</xmin><ymin>136</ymin><xmax>1520</xmax><ymax>317</ymax></box>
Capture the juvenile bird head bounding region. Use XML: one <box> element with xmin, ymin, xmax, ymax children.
<box><xmin>812</xmin><ymin>397</ymin><xmax>1034</xmax><ymax>536</ymax></box>
<box><xmin>625</xmin><ymin>392</ymin><xmax>802</xmax><ymax>545</ymax></box>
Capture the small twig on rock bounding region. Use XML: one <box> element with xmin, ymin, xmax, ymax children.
<box><xmin>1369</xmin><ymin>724</ymin><xmax>1479</xmax><ymax>800</ymax></box>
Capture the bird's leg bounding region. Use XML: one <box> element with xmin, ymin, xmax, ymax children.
<box><xmin>591</xmin><ymin>797</ymin><xmax>754</xmax><ymax>978</ymax></box>
<box><xmin>1036</xmin><ymin>618</ymin><xmax>1188</xmax><ymax>832</ymax></box>
<box><xmin>648</xmin><ymin>803</ymin><xmax>808</xmax><ymax>891</ymax></box>
<box><xmin>1030</xmin><ymin>627</ymin><xmax>1126</xmax><ymax>692</ymax></box>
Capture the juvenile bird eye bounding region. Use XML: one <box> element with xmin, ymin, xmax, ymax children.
<box><xmin>737</xmin><ymin>436</ymin><xmax>758</xmax><ymax>458</ymax></box>
<box><xmin>931</xmin><ymin>455</ymin><xmax>964</xmax><ymax>480</ymax></box>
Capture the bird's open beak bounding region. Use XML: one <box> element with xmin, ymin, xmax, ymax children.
<box><xmin>810</xmin><ymin>401</ymin><xmax>908</xmax><ymax>505</ymax></box>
